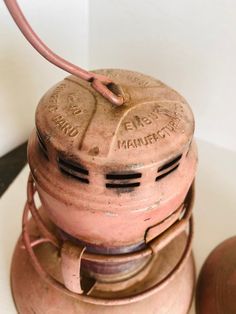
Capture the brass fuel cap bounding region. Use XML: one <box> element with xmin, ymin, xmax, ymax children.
<box><xmin>196</xmin><ymin>236</ymin><xmax>236</xmax><ymax>314</ymax></box>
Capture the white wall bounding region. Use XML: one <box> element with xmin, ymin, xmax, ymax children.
<box><xmin>0</xmin><ymin>0</ymin><xmax>89</xmax><ymax>156</ymax></box>
<box><xmin>89</xmin><ymin>0</ymin><xmax>236</xmax><ymax>152</ymax></box>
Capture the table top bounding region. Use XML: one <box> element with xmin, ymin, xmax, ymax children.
<box><xmin>1</xmin><ymin>139</ymin><xmax>236</xmax><ymax>314</ymax></box>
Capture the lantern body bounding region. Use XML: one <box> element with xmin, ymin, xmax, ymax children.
<box><xmin>11</xmin><ymin>69</ymin><xmax>197</xmax><ymax>313</ymax></box>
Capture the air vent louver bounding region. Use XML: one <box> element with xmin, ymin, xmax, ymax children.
<box><xmin>156</xmin><ymin>164</ymin><xmax>179</xmax><ymax>181</ymax></box>
<box><xmin>58</xmin><ymin>157</ymin><xmax>89</xmax><ymax>184</ymax></box>
<box><xmin>106</xmin><ymin>172</ymin><xmax>142</xmax><ymax>189</ymax></box>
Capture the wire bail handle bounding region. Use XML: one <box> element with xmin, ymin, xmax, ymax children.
<box><xmin>4</xmin><ymin>0</ymin><xmax>125</xmax><ymax>106</ymax></box>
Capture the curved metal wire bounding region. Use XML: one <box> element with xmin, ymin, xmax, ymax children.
<box><xmin>4</xmin><ymin>0</ymin><xmax>124</xmax><ymax>106</ymax></box>
<box><xmin>22</xmin><ymin>173</ymin><xmax>194</xmax><ymax>305</ymax></box>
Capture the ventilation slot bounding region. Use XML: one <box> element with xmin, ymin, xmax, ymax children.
<box><xmin>106</xmin><ymin>172</ymin><xmax>142</xmax><ymax>180</ymax></box>
<box><xmin>106</xmin><ymin>182</ymin><xmax>140</xmax><ymax>189</ymax></box>
<box><xmin>60</xmin><ymin>168</ymin><xmax>89</xmax><ymax>184</ymax></box>
<box><xmin>106</xmin><ymin>171</ymin><xmax>141</xmax><ymax>190</ymax></box>
<box><xmin>58</xmin><ymin>157</ymin><xmax>89</xmax><ymax>184</ymax></box>
<box><xmin>158</xmin><ymin>154</ymin><xmax>182</xmax><ymax>172</ymax></box>
<box><xmin>36</xmin><ymin>130</ymin><xmax>48</xmax><ymax>159</ymax></box>
<box><xmin>156</xmin><ymin>164</ymin><xmax>179</xmax><ymax>181</ymax></box>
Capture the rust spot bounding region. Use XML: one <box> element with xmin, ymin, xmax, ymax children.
<box><xmin>89</xmin><ymin>146</ymin><xmax>100</xmax><ymax>156</ymax></box>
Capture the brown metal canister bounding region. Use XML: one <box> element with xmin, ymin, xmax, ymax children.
<box><xmin>29</xmin><ymin>69</ymin><xmax>197</xmax><ymax>250</ymax></box>
<box><xmin>196</xmin><ymin>236</ymin><xmax>236</xmax><ymax>314</ymax></box>
<box><xmin>3</xmin><ymin>1</ymin><xmax>198</xmax><ymax>312</ymax></box>
<box><xmin>10</xmin><ymin>69</ymin><xmax>197</xmax><ymax>313</ymax></box>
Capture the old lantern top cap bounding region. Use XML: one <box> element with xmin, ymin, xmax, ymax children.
<box><xmin>35</xmin><ymin>69</ymin><xmax>194</xmax><ymax>167</ymax></box>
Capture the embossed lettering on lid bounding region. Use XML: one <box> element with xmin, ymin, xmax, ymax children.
<box><xmin>35</xmin><ymin>69</ymin><xmax>194</xmax><ymax>166</ymax></box>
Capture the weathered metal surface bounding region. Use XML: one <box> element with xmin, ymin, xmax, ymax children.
<box><xmin>11</xmin><ymin>69</ymin><xmax>197</xmax><ymax>313</ymax></box>
<box><xmin>5</xmin><ymin>2</ymin><xmax>198</xmax><ymax>312</ymax></box>
<box><xmin>196</xmin><ymin>236</ymin><xmax>236</xmax><ymax>314</ymax></box>
<box><xmin>61</xmin><ymin>241</ymin><xmax>86</xmax><ymax>294</ymax></box>
<box><xmin>35</xmin><ymin>69</ymin><xmax>194</xmax><ymax>164</ymax></box>
<box><xmin>22</xmin><ymin>175</ymin><xmax>194</xmax><ymax>283</ymax></box>
<box><xmin>11</xmin><ymin>209</ymin><xmax>195</xmax><ymax>313</ymax></box>
<box><xmin>27</xmin><ymin>69</ymin><xmax>197</xmax><ymax>248</ymax></box>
